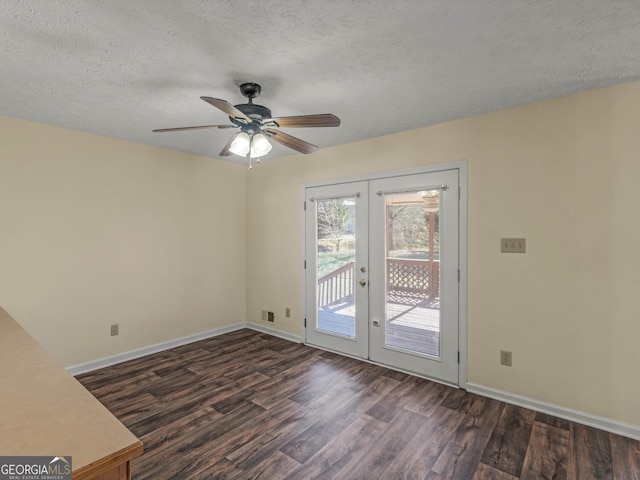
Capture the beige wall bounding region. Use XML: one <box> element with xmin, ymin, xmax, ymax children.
<box><xmin>0</xmin><ymin>116</ymin><xmax>247</xmax><ymax>366</ymax></box>
<box><xmin>246</xmin><ymin>81</ymin><xmax>640</xmax><ymax>427</ymax></box>
<box><xmin>2</xmin><ymin>81</ymin><xmax>638</xmax><ymax>428</ymax></box>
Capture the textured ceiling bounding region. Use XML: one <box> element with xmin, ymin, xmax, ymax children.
<box><xmin>2</xmin><ymin>1</ymin><xmax>640</xmax><ymax>162</ymax></box>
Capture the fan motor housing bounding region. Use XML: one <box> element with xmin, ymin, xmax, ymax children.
<box><xmin>233</xmin><ymin>103</ymin><xmax>272</xmax><ymax>121</ymax></box>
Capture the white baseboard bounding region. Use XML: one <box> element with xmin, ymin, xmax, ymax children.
<box><xmin>466</xmin><ymin>383</ymin><xmax>640</xmax><ymax>441</ymax></box>
<box><xmin>66</xmin><ymin>322</ymin><xmax>246</xmax><ymax>376</ymax></box>
<box><xmin>246</xmin><ymin>322</ymin><xmax>302</xmax><ymax>343</ymax></box>
<box><xmin>68</xmin><ymin>326</ymin><xmax>639</xmax><ymax>441</ymax></box>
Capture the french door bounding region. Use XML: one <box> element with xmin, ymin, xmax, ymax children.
<box><xmin>304</xmin><ymin>169</ymin><xmax>460</xmax><ymax>385</ymax></box>
<box><xmin>304</xmin><ymin>181</ymin><xmax>369</xmax><ymax>358</ymax></box>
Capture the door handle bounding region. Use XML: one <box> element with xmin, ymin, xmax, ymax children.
<box><xmin>359</xmin><ymin>279</ymin><xmax>367</xmax><ymax>287</ymax></box>
<box><xmin>360</xmin><ymin>266</ymin><xmax>367</xmax><ymax>273</ymax></box>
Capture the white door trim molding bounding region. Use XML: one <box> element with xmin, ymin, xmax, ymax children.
<box><xmin>303</xmin><ymin>160</ymin><xmax>468</xmax><ymax>189</ymax></box>
<box><xmin>301</xmin><ymin>160</ymin><xmax>468</xmax><ymax>387</ymax></box>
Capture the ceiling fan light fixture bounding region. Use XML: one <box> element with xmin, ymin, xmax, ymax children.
<box><xmin>228</xmin><ymin>132</ymin><xmax>251</xmax><ymax>156</ymax></box>
<box><xmin>251</xmin><ymin>133</ymin><xmax>272</xmax><ymax>157</ymax></box>
<box><xmin>153</xmin><ymin>83</ymin><xmax>340</xmax><ymax>158</ymax></box>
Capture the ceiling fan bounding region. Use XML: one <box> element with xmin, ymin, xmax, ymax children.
<box><xmin>153</xmin><ymin>83</ymin><xmax>340</xmax><ymax>161</ymax></box>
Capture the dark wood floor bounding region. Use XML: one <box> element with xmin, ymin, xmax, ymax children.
<box><xmin>77</xmin><ymin>329</ymin><xmax>640</xmax><ymax>480</ymax></box>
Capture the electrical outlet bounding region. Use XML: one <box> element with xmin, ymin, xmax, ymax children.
<box><xmin>285</xmin><ymin>307</ymin><xmax>291</xmax><ymax>318</ymax></box>
<box><xmin>261</xmin><ymin>310</ymin><xmax>268</xmax><ymax>321</ymax></box>
<box><xmin>500</xmin><ymin>350</ymin><xmax>512</xmax><ymax>366</ymax></box>
<box><xmin>110</xmin><ymin>324</ymin><xmax>119</xmax><ymax>336</ymax></box>
<box><xmin>501</xmin><ymin>238</ymin><xmax>526</xmax><ymax>253</ymax></box>
<box><xmin>267</xmin><ymin>311</ymin><xmax>275</xmax><ymax>323</ymax></box>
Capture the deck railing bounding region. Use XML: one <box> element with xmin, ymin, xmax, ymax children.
<box><xmin>387</xmin><ymin>258</ymin><xmax>440</xmax><ymax>299</ymax></box>
<box><xmin>317</xmin><ymin>258</ymin><xmax>439</xmax><ymax>309</ymax></box>
<box><xmin>317</xmin><ymin>261</ymin><xmax>355</xmax><ymax>308</ymax></box>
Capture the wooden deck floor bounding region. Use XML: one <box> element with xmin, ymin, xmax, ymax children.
<box><xmin>318</xmin><ymin>300</ymin><xmax>440</xmax><ymax>356</ymax></box>
<box><xmin>77</xmin><ymin>329</ymin><xmax>640</xmax><ymax>479</ymax></box>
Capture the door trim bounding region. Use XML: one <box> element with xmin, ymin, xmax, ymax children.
<box><xmin>301</xmin><ymin>160</ymin><xmax>467</xmax><ymax>388</ymax></box>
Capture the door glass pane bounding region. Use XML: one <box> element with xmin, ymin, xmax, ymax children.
<box><xmin>384</xmin><ymin>190</ymin><xmax>441</xmax><ymax>357</ymax></box>
<box><xmin>316</xmin><ymin>197</ymin><xmax>356</xmax><ymax>337</ymax></box>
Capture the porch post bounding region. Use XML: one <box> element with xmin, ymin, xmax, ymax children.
<box><xmin>428</xmin><ymin>212</ymin><xmax>435</xmax><ymax>298</ymax></box>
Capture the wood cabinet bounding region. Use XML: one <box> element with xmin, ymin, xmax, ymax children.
<box><xmin>0</xmin><ymin>307</ymin><xmax>143</xmax><ymax>479</ymax></box>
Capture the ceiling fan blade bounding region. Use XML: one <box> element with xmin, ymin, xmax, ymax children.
<box><xmin>263</xmin><ymin>114</ymin><xmax>340</xmax><ymax>128</ymax></box>
<box><xmin>152</xmin><ymin>124</ymin><xmax>236</xmax><ymax>133</ymax></box>
<box><xmin>264</xmin><ymin>128</ymin><xmax>318</xmax><ymax>154</ymax></box>
<box><xmin>219</xmin><ymin>131</ymin><xmax>241</xmax><ymax>156</ymax></box>
<box><xmin>201</xmin><ymin>97</ymin><xmax>253</xmax><ymax>123</ymax></box>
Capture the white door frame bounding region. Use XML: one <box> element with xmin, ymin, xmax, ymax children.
<box><xmin>301</xmin><ymin>160</ymin><xmax>467</xmax><ymax>388</ymax></box>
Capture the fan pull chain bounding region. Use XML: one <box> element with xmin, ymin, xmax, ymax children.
<box><xmin>246</xmin><ymin>135</ymin><xmax>263</xmax><ymax>170</ymax></box>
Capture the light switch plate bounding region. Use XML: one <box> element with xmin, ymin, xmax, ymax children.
<box><xmin>501</xmin><ymin>238</ymin><xmax>526</xmax><ymax>253</ymax></box>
